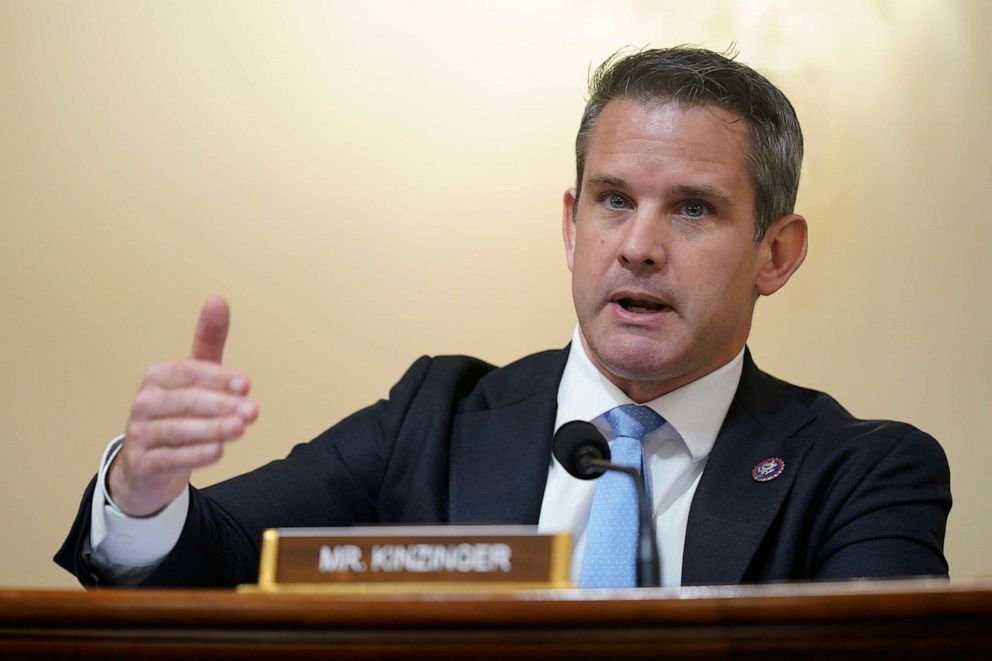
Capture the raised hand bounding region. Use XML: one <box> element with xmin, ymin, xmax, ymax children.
<box><xmin>107</xmin><ymin>296</ymin><xmax>259</xmax><ymax>517</ymax></box>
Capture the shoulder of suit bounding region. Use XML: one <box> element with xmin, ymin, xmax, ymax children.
<box><xmin>742</xmin><ymin>358</ymin><xmax>934</xmax><ymax>447</ymax></box>
<box><xmin>396</xmin><ymin>348</ymin><xmax>568</xmax><ymax>412</ymax></box>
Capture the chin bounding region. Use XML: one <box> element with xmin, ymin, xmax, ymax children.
<box><xmin>603</xmin><ymin>359</ymin><xmax>675</xmax><ymax>385</ymax></box>
<box><xmin>580</xmin><ymin>320</ymin><xmax>693</xmax><ymax>381</ymax></box>
<box><xmin>595</xmin><ymin>340</ymin><xmax>681</xmax><ymax>383</ymax></box>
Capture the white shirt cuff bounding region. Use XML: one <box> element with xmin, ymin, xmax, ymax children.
<box><xmin>89</xmin><ymin>435</ymin><xmax>188</xmax><ymax>569</ymax></box>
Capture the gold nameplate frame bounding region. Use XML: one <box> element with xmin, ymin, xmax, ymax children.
<box><xmin>250</xmin><ymin>525</ymin><xmax>571</xmax><ymax>593</ymax></box>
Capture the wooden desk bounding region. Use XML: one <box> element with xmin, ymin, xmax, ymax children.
<box><xmin>2</xmin><ymin>579</ymin><xmax>990</xmax><ymax>659</ymax></box>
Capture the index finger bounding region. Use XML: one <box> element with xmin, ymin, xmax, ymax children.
<box><xmin>190</xmin><ymin>295</ymin><xmax>230</xmax><ymax>363</ymax></box>
<box><xmin>144</xmin><ymin>359</ymin><xmax>250</xmax><ymax>394</ymax></box>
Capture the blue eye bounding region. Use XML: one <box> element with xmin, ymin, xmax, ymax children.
<box><xmin>607</xmin><ymin>193</ymin><xmax>629</xmax><ymax>209</ymax></box>
<box><xmin>683</xmin><ymin>201</ymin><xmax>707</xmax><ymax>218</ymax></box>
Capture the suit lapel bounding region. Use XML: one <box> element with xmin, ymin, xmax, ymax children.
<box><xmin>448</xmin><ymin>350</ymin><xmax>566</xmax><ymax>524</ymax></box>
<box><xmin>682</xmin><ymin>352</ymin><xmax>816</xmax><ymax>585</ymax></box>
<box><xmin>445</xmin><ymin>346</ymin><xmax>815</xmax><ymax>583</ymax></box>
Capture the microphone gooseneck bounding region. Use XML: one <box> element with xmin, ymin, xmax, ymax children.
<box><xmin>552</xmin><ymin>421</ymin><xmax>661</xmax><ymax>587</ymax></box>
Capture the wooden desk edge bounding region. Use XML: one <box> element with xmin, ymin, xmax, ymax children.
<box><xmin>2</xmin><ymin>578</ymin><xmax>991</xmax><ymax>629</ymax></box>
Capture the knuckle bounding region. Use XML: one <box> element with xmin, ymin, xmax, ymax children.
<box><xmin>143</xmin><ymin>363</ymin><xmax>165</xmax><ymax>383</ymax></box>
<box><xmin>199</xmin><ymin>442</ymin><xmax>223</xmax><ymax>465</ymax></box>
<box><xmin>131</xmin><ymin>390</ymin><xmax>154</xmax><ymax>417</ymax></box>
<box><xmin>177</xmin><ymin>391</ymin><xmax>196</xmax><ymax>417</ymax></box>
<box><xmin>145</xmin><ymin>452</ymin><xmax>172</xmax><ymax>475</ymax></box>
<box><xmin>159</xmin><ymin>419</ymin><xmax>184</xmax><ymax>442</ymax></box>
<box><xmin>126</xmin><ymin>420</ymin><xmax>146</xmax><ymax>442</ymax></box>
<box><xmin>128</xmin><ymin>452</ymin><xmax>151</xmax><ymax>476</ymax></box>
<box><xmin>217</xmin><ymin>416</ymin><xmax>240</xmax><ymax>440</ymax></box>
<box><xmin>206</xmin><ymin>394</ymin><xmax>226</xmax><ymax>417</ymax></box>
<box><xmin>150</xmin><ymin>447</ymin><xmax>187</xmax><ymax>475</ymax></box>
<box><xmin>210</xmin><ymin>443</ymin><xmax>224</xmax><ymax>462</ymax></box>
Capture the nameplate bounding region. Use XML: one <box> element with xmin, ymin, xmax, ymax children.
<box><xmin>252</xmin><ymin>526</ymin><xmax>571</xmax><ymax>592</ymax></box>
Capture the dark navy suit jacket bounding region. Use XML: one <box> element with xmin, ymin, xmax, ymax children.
<box><xmin>55</xmin><ymin>348</ymin><xmax>951</xmax><ymax>587</ymax></box>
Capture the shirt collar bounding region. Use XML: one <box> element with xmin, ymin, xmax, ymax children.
<box><xmin>555</xmin><ymin>326</ymin><xmax>744</xmax><ymax>462</ymax></box>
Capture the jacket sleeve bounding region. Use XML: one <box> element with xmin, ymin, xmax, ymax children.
<box><xmin>811</xmin><ymin>426</ymin><xmax>951</xmax><ymax>579</ymax></box>
<box><xmin>54</xmin><ymin>355</ymin><xmax>448</xmax><ymax>588</ymax></box>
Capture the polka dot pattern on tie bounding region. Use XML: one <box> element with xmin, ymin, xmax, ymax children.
<box><xmin>580</xmin><ymin>405</ymin><xmax>665</xmax><ymax>588</ymax></box>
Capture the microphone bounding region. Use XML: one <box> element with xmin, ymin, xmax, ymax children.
<box><xmin>552</xmin><ymin>420</ymin><xmax>661</xmax><ymax>587</ymax></box>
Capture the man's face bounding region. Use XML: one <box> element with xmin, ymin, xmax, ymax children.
<box><xmin>563</xmin><ymin>99</ymin><xmax>770</xmax><ymax>402</ymax></box>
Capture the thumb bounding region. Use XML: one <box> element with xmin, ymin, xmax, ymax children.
<box><xmin>190</xmin><ymin>295</ymin><xmax>230</xmax><ymax>363</ymax></box>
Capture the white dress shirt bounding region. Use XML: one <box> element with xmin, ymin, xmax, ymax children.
<box><xmin>87</xmin><ymin>435</ymin><xmax>188</xmax><ymax>582</ymax></box>
<box><xmin>538</xmin><ymin>327</ymin><xmax>743</xmax><ymax>587</ymax></box>
<box><xmin>91</xmin><ymin>329</ymin><xmax>743</xmax><ymax>585</ymax></box>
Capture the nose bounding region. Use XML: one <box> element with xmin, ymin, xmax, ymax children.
<box><xmin>617</xmin><ymin>212</ymin><xmax>665</xmax><ymax>272</ymax></box>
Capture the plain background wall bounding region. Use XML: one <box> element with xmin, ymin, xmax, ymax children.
<box><xmin>1</xmin><ymin>0</ymin><xmax>989</xmax><ymax>588</ymax></box>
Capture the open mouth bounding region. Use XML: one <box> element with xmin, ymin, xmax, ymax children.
<box><xmin>616</xmin><ymin>297</ymin><xmax>668</xmax><ymax>314</ymax></box>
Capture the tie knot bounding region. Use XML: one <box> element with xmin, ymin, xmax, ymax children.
<box><xmin>604</xmin><ymin>404</ymin><xmax>665</xmax><ymax>440</ymax></box>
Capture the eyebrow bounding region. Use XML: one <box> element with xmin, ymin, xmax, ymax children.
<box><xmin>584</xmin><ymin>174</ymin><xmax>628</xmax><ymax>189</ymax></box>
<box><xmin>671</xmin><ymin>185</ymin><xmax>733</xmax><ymax>206</ymax></box>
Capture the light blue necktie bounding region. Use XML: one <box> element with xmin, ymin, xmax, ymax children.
<box><xmin>580</xmin><ymin>404</ymin><xmax>665</xmax><ymax>588</ymax></box>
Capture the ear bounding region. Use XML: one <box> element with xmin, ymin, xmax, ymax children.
<box><xmin>562</xmin><ymin>187</ymin><xmax>578</xmax><ymax>272</ymax></box>
<box><xmin>756</xmin><ymin>213</ymin><xmax>808</xmax><ymax>296</ymax></box>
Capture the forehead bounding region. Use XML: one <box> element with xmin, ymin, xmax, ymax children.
<box><xmin>583</xmin><ymin>99</ymin><xmax>753</xmax><ymax>195</ymax></box>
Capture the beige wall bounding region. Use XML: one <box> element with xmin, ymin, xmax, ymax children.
<box><xmin>2</xmin><ymin>0</ymin><xmax>989</xmax><ymax>588</ymax></box>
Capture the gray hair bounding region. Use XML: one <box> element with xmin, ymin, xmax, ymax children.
<box><xmin>575</xmin><ymin>46</ymin><xmax>803</xmax><ymax>241</ymax></box>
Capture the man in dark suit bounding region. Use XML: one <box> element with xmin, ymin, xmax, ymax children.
<box><xmin>56</xmin><ymin>47</ymin><xmax>951</xmax><ymax>588</ymax></box>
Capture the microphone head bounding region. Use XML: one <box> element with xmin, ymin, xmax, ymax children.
<box><xmin>552</xmin><ymin>420</ymin><xmax>611</xmax><ymax>480</ymax></box>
